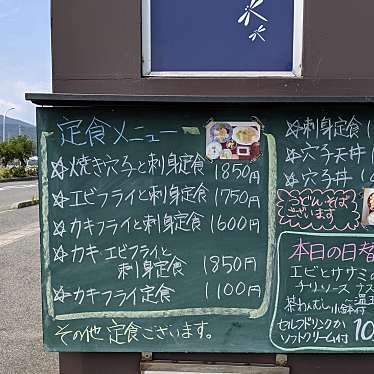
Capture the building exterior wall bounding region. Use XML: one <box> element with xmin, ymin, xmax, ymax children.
<box><xmin>52</xmin><ymin>0</ymin><xmax>374</xmax><ymax>96</ymax></box>
<box><xmin>50</xmin><ymin>1</ymin><xmax>374</xmax><ymax>373</ymax></box>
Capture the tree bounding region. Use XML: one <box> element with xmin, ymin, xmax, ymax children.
<box><xmin>8</xmin><ymin>136</ymin><xmax>33</xmax><ymax>167</ymax></box>
<box><xmin>0</xmin><ymin>141</ymin><xmax>15</xmax><ymax>167</ymax></box>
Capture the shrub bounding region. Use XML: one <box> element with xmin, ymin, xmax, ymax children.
<box><xmin>0</xmin><ymin>167</ymin><xmax>12</xmax><ymax>179</ymax></box>
<box><xmin>9</xmin><ymin>166</ymin><xmax>26</xmax><ymax>177</ymax></box>
<box><xmin>26</xmin><ymin>167</ymin><xmax>38</xmax><ymax>177</ymax></box>
<box><xmin>0</xmin><ymin>165</ymin><xmax>38</xmax><ymax>179</ymax></box>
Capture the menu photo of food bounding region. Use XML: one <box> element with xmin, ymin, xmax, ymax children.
<box><xmin>206</xmin><ymin>121</ymin><xmax>261</xmax><ymax>161</ymax></box>
<box><xmin>362</xmin><ymin>188</ymin><xmax>374</xmax><ymax>225</ymax></box>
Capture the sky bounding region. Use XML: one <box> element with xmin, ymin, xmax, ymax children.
<box><xmin>0</xmin><ymin>0</ymin><xmax>51</xmax><ymax>125</ymax></box>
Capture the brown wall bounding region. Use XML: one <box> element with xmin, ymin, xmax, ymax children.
<box><xmin>52</xmin><ymin>0</ymin><xmax>374</xmax><ymax>96</ymax></box>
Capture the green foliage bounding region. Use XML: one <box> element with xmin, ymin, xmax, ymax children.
<box><xmin>0</xmin><ymin>167</ymin><xmax>12</xmax><ymax>178</ymax></box>
<box><xmin>0</xmin><ymin>141</ymin><xmax>15</xmax><ymax>167</ymax></box>
<box><xmin>0</xmin><ymin>136</ymin><xmax>34</xmax><ymax>167</ymax></box>
<box><xmin>0</xmin><ymin>166</ymin><xmax>38</xmax><ymax>179</ymax></box>
<box><xmin>9</xmin><ymin>166</ymin><xmax>26</xmax><ymax>177</ymax></box>
<box><xmin>26</xmin><ymin>166</ymin><xmax>38</xmax><ymax>177</ymax></box>
<box><xmin>8</xmin><ymin>136</ymin><xmax>33</xmax><ymax>166</ymax></box>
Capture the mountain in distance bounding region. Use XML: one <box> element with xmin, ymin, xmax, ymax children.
<box><xmin>0</xmin><ymin>115</ymin><xmax>36</xmax><ymax>142</ymax></box>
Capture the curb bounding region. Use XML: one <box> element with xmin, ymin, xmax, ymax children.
<box><xmin>10</xmin><ymin>199</ymin><xmax>39</xmax><ymax>209</ymax></box>
<box><xmin>0</xmin><ymin>176</ymin><xmax>38</xmax><ymax>183</ymax></box>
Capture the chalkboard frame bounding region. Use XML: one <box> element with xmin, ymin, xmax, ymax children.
<box><xmin>30</xmin><ymin>96</ymin><xmax>374</xmax><ymax>353</ymax></box>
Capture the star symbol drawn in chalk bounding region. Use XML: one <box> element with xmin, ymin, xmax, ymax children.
<box><xmin>52</xmin><ymin>190</ymin><xmax>70</xmax><ymax>208</ymax></box>
<box><xmin>53</xmin><ymin>285</ymin><xmax>71</xmax><ymax>303</ymax></box>
<box><xmin>51</xmin><ymin>156</ymin><xmax>68</xmax><ymax>181</ymax></box>
<box><xmin>53</xmin><ymin>245</ymin><xmax>69</xmax><ymax>263</ymax></box>
<box><xmin>53</xmin><ymin>220</ymin><xmax>66</xmax><ymax>237</ymax></box>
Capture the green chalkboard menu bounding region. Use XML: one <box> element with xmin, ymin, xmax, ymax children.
<box><xmin>37</xmin><ymin>103</ymin><xmax>374</xmax><ymax>352</ymax></box>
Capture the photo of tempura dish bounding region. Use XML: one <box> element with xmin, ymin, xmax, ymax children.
<box><xmin>362</xmin><ymin>188</ymin><xmax>374</xmax><ymax>225</ymax></box>
<box><xmin>368</xmin><ymin>192</ymin><xmax>374</xmax><ymax>211</ymax></box>
<box><xmin>367</xmin><ymin>192</ymin><xmax>374</xmax><ymax>225</ymax></box>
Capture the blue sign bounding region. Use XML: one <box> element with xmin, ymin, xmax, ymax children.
<box><xmin>148</xmin><ymin>0</ymin><xmax>298</xmax><ymax>73</ymax></box>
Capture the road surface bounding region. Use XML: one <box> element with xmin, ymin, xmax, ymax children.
<box><xmin>0</xmin><ymin>201</ymin><xmax>59</xmax><ymax>373</ymax></box>
<box><xmin>0</xmin><ymin>180</ymin><xmax>38</xmax><ymax>212</ymax></box>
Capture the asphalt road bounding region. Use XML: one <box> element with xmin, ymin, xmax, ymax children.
<box><xmin>0</xmin><ymin>204</ymin><xmax>59</xmax><ymax>373</ymax></box>
<box><xmin>0</xmin><ymin>180</ymin><xmax>39</xmax><ymax>212</ymax></box>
